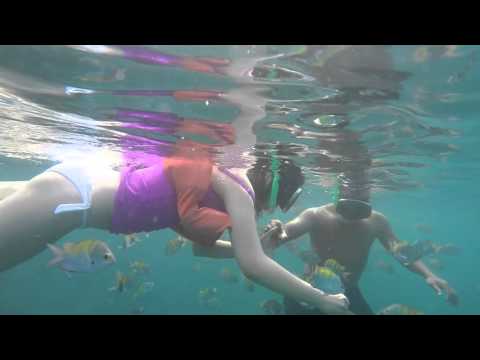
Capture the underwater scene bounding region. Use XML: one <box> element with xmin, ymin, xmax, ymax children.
<box><xmin>0</xmin><ymin>45</ymin><xmax>478</xmax><ymax>315</ymax></box>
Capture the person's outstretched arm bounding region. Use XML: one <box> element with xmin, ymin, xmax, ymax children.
<box><xmin>192</xmin><ymin>227</ymin><xmax>283</xmax><ymax>259</ymax></box>
<box><xmin>259</xmin><ymin>208</ymin><xmax>317</xmax><ymax>254</ymax></box>
<box><xmin>279</xmin><ymin>208</ymin><xmax>317</xmax><ymax>244</ymax></box>
<box><xmin>374</xmin><ymin>212</ymin><xmax>459</xmax><ymax>306</ymax></box>
<box><xmin>211</xmin><ymin>168</ymin><xmax>352</xmax><ymax>314</ymax></box>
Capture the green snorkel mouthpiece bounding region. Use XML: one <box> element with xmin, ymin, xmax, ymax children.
<box><xmin>268</xmin><ymin>156</ymin><xmax>280</xmax><ymax>210</ymax></box>
<box><xmin>267</xmin><ymin>155</ymin><xmax>304</xmax><ymax>212</ymax></box>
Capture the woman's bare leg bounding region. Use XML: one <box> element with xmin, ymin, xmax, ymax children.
<box><xmin>0</xmin><ymin>172</ymin><xmax>85</xmax><ymax>272</ymax></box>
<box><xmin>0</xmin><ymin>181</ymin><xmax>28</xmax><ymax>201</ymax></box>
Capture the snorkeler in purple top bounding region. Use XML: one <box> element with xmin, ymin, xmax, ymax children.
<box><xmin>0</xmin><ymin>139</ymin><xmax>352</xmax><ymax>313</ymax></box>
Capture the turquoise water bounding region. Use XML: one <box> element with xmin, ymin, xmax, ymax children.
<box><xmin>0</xmin><ymin>45</ymin><xmax>478</xmax><ymax>314</ymax></box>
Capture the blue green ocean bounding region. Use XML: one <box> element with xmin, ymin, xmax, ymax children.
<box><xmin>0</xmin><ymin>45</ymin><xmax>478</xmax><ymax>315</ymax></box>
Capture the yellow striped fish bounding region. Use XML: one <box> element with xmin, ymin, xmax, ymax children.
<box><xmin>47</xmin><ymin>240</ymin><xmax>116</xmax><ymax>277</ymax></box>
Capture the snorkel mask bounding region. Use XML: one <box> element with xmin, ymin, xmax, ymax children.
<box><xmin>332</xmin><ymin>176</ymin><xmax>372</xmax><ymax>221</ymax></box>
<box><xmin>267</xmin><ymin>156</ymin><xmax>303</xmax><ymax>212</ymax></box>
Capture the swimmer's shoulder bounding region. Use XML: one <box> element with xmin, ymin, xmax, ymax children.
<box><xmin>370</xmin><ymin>210</ymin><xmax>387</xmax><ymax>222</ymax></box>
<box><xmin>305</xmin><ymin>205</ymin><xmax>333</xmax><ymax>224</ymax></box>
<box><xmin>368</xmin><ymin>210</ymin><xmax>390</xmax><ymax>232</ymax></box>
<box><xmin>314</xmin><ymin>203</ymin><xmax>336</xmax><ymax>217</ymax></box>
<box><xmin>303</xmin><ymin>206</ymin><xmax>336</xmax><ymax>233</ymax></box>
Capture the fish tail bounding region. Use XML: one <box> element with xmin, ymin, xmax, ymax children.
<box><xmin>46</xmin><ymin>243</ymin><xmax>65</xmax><ymax>267</ymax></box>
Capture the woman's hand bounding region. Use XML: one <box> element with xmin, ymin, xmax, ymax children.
<box><xmin>263</xmin><ymin>219</ymin><xmax>287</xmax><ymax>241</ymax></box>
<box><xmin>320</xmin><ymin>293</ymin><xmax>354</xmax><ymax>315</ymax></box>
<box><xmin>260</xmin><ymin>220</ymin><xmax>287</xmax><ymax>256</ymax></box>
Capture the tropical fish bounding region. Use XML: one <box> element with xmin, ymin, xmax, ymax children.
<box><xmin>198</xmin><ymin>288</ymin><xmax>220</xmax><ymax>309</ymax></box>
<box><xmin>377</xmin><ymin>304</ymin><xmax>424</xmax><ymax>315</ymax></box>
<box><xmin>219</xmin><ymin>268</ymin><xmax>239</xmax><ymax>284</ymax></box>
<box><xmin>324</xmin><ymin>258</ymin><xmax>346</xmax><ymax>275</ymax></box>
<box><xmin>132</xmin><ymin>282</ymin><xmax>155</xmax><ymax>300</ymax></box>
<box><xmin>47</xmin><ymin>240</ymin><xmax>116</xmax><ymax>276</ymax></box>
<box><xmin>307</xmin><ymin>265</ymin><xmax>345</xmax><ymax>295</ymax></box>
<box><xmin>413</xmin><ymin>45</ymin><xmax>460</xmax><ymax>63</ymax></box>
<box><xmin>122</xmin><ymin>234</ymin><xmax>141</xmax><ymax>250</ymax></box>
<box><xmin>260</xmin><ymin>299</ymin><xmax>283</xmax><ymax>315</ymax></box>
<box><xmin>198</xmin><ymin>288</ymin><xmax>217</xmax><ymax>300</ymax></box>
<box><xmin>164</xmin><ymin>236</ymin><xmax>187</xmax><ymax>256</ymax></box>
<box><xmin>108</xmin><ymin>271</ymin><xmax>131</xmax><ymax>293</ymax></box>
<box><xmin>444</xmin><ymin>45</ymin><xmax>460</xmax><ymax>58</ymax></box>
<box><xmin>198</xmin><ymin>287</ymin><xmax>216</xmax><ymax>299</ymax></box>
<box><xmin>129</xmin><ymin>260</ymin><xmax>150</xmax><ymax>274</ymax></box>
<box><xmin>413</xmin><ymin>46</ymin><xmax>430</xmax><ymax>63</ymax></box>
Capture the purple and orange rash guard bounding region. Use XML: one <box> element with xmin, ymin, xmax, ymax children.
<box><xmin>116</xmin><ymin>46</ymin><xmax>231</xmax><ymax>75</ymax></box>
<box><xmin>110</xmin><ymin>149</ymin><xmax>253</xmax><ymax>246</ymax></box>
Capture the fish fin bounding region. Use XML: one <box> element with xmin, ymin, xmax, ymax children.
<box><xmin>46</xmin><ymin>243</ymin><xmax>65</xmax><ymax>267</ymax></box>
<box><xmin>63</xmin><ymin>270</ymin><xmax>73</xmax><ymax>279</ymax></box>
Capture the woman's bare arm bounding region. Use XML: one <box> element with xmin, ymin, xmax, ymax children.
<box><xmin>210</xmin><ymin>168</ymin><xmax>351</xmax><ymax>314</ymax></box>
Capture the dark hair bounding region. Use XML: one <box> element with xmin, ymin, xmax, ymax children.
<box><xmin>246</xmin><ymin>147</ymin><xmax>305</xmax><ymax>213</ymax></box>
